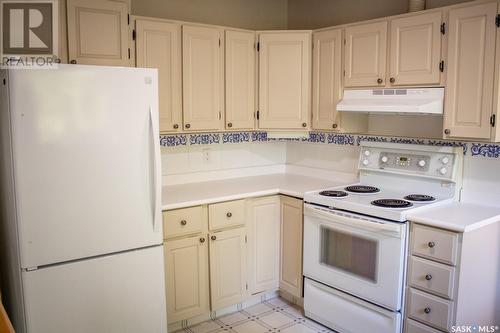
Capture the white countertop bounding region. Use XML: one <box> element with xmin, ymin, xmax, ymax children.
<box><xmin>162</xmin><ymin>173</ymin><xmax>351</xmax><ymax>210</ymax></box>
<box><xmin>407</xmin><ymin>202</ymin><xmax>500</xmax><ymax>233</ymax></box>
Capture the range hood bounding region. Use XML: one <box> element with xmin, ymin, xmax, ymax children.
<box><xmin>337</xmin><ymin>88</ymin><xmax>444</xmax><ymax>115</ymax></box>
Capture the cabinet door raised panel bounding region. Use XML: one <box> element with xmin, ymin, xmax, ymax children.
<box><xmin>165</xmin><ymin>235</ymin><xmax>210</xmax><ymax>323</ymax></box>
<box><xmin>247</xmin><ymin>196</ymin><xmax>280</xmax><ymax>295</ymax></box>
<box><xmin>258</xmin><ymin>32</ymin><xmax>311</xmax><ymax>129</ymax></box>
<box><xmin>312</xmin><ymin>29</ymin><xmax>343</xmax><ymax>131</ymax></box>
<box><xmin>182</xmin><ymin>25</ymin><xmax>224</xmax><ymax>131</ymax></box>
<box><xmin>209</xmin><ymin>228</ymin><xmax>246</xmax><ymax>310</ymax></box>
<box><xmin>136</xmin><ymin>20</ymin><xmax>182</xmax><ymax>133</ymax></box>
<box><xmin>279</xmin><ymin>196</ymin><xmax>303</xmax><ymax>298</ymax></box>
<box><xmin>389</xmin><ymin>11</ymin><xmax>442</xmax><ymax>86</ymax></box>
<box><xmin>344</xmin><ymin>21</ymin><xmax>387</xmax><ymax>87</ymax></box>
<box><xmin>67</xmin><ymin>0</ymin><xmax>129</xmax><ymax>66</ymax></box>
<box><xmin>225</xmin><ymin>30</ymin><xmax>256</xmax><ymax>130</ymax></box>
<box><xmin>443</xmin><ymin>2</ymin><xmax>497</xmax><ymax>139</ymax></box>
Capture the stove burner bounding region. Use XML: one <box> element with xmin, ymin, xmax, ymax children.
<box><xmin>345</xmin><ymin>185</ymin><xmax>380</xmax><ymax>194</ymax></box>
<box><xmin>371</xmin><ymin>199</ymin><xmax>413</xmax><ymax>208</ymax></box>
<box><xmin>404</xmin><ymin>194</ymin><xmax>436</xmax><ymax>202</ymax></box>
<box><xmin>319</xmin><ymin>190</ymin><xmax>348</xmax><ymax>197</ymax></box>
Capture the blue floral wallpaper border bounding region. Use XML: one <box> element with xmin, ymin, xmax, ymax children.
<box><xmin>159</xmin><ymin>131</ymin><xmax>498</xmax><ymax>158</ymax></box>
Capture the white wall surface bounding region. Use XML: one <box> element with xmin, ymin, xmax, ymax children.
<box><xmin>462</xmin><ymin>156</ymin><xmax>500</xmax><ymax>205</ymax></box>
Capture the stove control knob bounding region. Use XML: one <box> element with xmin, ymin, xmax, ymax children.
<box><xmin>364</xmin><ymin>150</ymin><xmax>371</xmax><ymax>157</ymax></box>
<box><xmin>381</xmin><ymin>156</ymin><xmax>389</xmax><ymax>163</ymax></box>
<box><xmin>442</xmin><ymin>156</ymin><xmax>449</xmax><ymax>164</ymax></box>
<box><xmin>362</xmin><ymin>159</ymin><xmax>370</xmax><ymax>166</ymax></box>
<box><xmin>418</xmin><ymin>160</ymin><xmax>426</xmax><ymax>168</ymax></box>
<box><xmin>439</xmin><ymin>167</ymin><xmax>448</xmax><ymax>175</ymax></box>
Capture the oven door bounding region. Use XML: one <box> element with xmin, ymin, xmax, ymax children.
<box><xmin>303</xmin><ymin>204</ymin><xmax>407</xmax><ymax>311</ymax></box>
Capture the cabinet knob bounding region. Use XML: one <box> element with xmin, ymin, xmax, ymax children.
<box><xmin>332</xmin><ymin>123</ymin><xmax>338</xmax><ymax>129</ymax></box>
<box><xmin>425</xmin><ymin>274</ymin><xmax>433</xmax><ymax>281</ymax></box>
<box><xmin>199</xmin><ymin>237</ymin><xmax>206</xmax><ymax>243</ymax></box>
<box><xmin>173</xmin><ymin>124</ymin><xmax>179</xmax><ymax>129</ymax></box>
<box><xmin>377</xmin><ymin>78</ymin><xmax>383</xmax><ymax>84</ymax></box>
<box><xmin>428</xmin><ymin>241</ymin><xmax>436</xmax><ymax>248</ymax></box>
<box><xmin>185</xmin><ymin>123</ymin><xmax>191</xmax><ymax>129</ymax></box>
<box><xmin>424</xmin><ymin>307</ymin><xmax>431</xmax><ymax>314</ymax></box>
<box><xmin>390</xmin><ymin>77</ymin><xmax>395</xmax><ymax>83</ymax></box>
<box><xmin>227</xmin><ymin>122</ymin><xmax>233</xmax><ymax>128</ymax></box>
<box><xmin>226</xmin><ymin>212</ymin><xmax>232</xmax><ymax>218</ymax></box>
<box><xmin>302</xmin><ymin>122</ymin><xmax>307</xmax><ymax>128</ymax></box>
<box><xmin>180</xmin><ymin>220</ymin><xmax>187</xmax><ymax>226</ymax></box>
<box><xmin>444</xmin><ymin>128</ymin><xmax>451</xmax><ymax>135</ymax></box>
<box><xmin>211</xmin><ymin>235</ymin><xmax>217</xmax><ymax>241</ymax></box>
<box><xmin>54</xmin><ymin>58</ymin><xmax>61</xmax><ymax>64</ymax></box>
<box><xmin>70</xmin><ymin>60</ymin><xmax>77</xmax><ymax>64</ymax></box>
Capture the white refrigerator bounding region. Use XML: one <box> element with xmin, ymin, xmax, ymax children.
<box><xmin>0</xmin><ymin>65</ymin><xmax>166</xmax><ymax>333</ymax></box>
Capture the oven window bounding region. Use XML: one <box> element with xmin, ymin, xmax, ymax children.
<box><xmin>320</xmin><ymin>226</ymin><xmax>378</xmax><ymax>282</ymax></box>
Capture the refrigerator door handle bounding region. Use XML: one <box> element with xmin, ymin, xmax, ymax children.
<box><xmin>149</xmin><ymin>106</ymin><xmax>161</xmax><ymax>233</ymax></box>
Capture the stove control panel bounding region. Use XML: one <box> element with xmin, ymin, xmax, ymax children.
<box><xmin>359</xmin><ymin>145</ymin><xmax>457</xmax><ymax>180</ymax></box>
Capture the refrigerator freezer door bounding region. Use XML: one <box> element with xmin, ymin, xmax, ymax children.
<box><xmin>22</xmin><ymin>246</ymin><xmax>166</xmax><ymax>333</ymax></box>
<box><xmin>8</xmin><ymin>65</ymin><xmax>162</xmax><ymax>268</ymax></box>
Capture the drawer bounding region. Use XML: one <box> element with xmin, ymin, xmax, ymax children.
<box><xmin>163</xmin><ymin>206</ymin><xmax>207</xmax><ymax>239</ymax></box>
<box><xmin>405</xmin><ymin>318</ymin><xmax>443</xmax><ymax>333</ymax></box>
<box><xmin>408</xmin><ymin>288</ymin><xmax>454</xmax><ymax>332</ymax></box>
<box><xmin>409</xmin><ymin>256</ymin><xmax>456</xmax><ymax>299</ymax></box>
<box><xmin>411</xmin><ymin>224</ymin><xmax>459</xmax><ymax>266</ymax></box>
<box><xmin>209</xmin><ymin>200</ymin><xmax>246</xmax><ymax>231</ymax></box>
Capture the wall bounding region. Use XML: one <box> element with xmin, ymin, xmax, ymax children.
<box><xmin>287</xmin><ymin>0</ymin><xmax>473</xmax><ymax>29</ymax></box>
<box><xmin>131</xmin><ymin>0</ymin><xmax>288</xmax><ymax>30</ymax></box>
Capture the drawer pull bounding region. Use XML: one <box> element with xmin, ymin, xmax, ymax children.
<box><xmin>199</xmin><ymin>237</ymin><xmax>205</xmax><ymax>243</ymax></box>
<box><xmin>226</xmin><ymin>212</ymin><xmax>232</xmax><ymax>218</ymax></box>
<box><xmin>180</xmin><ymin>220</ymin><xmax>187</xmax><ymax>226</ymax></box>
<box><xmin>428</xmin><ymin>241</ymin><xmax>436</xmax><ymax>248</ymax></box>
<box><xmin>424</xmin><ymin>307</ymin><xmax>431</xmax><ymax>314</ymax></box>
<box><xmin>211</xmin><ymin>235</ymin><xmax>217</xmax><ymax>241</ymax></box>
<box><xmin>425</xmin><ymin>274</ymin><xmax>433</xmax><ymax>281</ymax></box>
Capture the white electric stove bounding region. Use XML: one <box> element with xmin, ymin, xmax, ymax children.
<box><xmin>303</xmin><ymin>142</ymin><xmax>463</xmax><ymax>333</ymax></box>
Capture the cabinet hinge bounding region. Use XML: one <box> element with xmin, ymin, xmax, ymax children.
<box><xmin>440</xmin><ymin>22</ymin><xmax>446</xmax><ymax>35</ymax></box>
<box><xmin>219</xmin><ymin>111</ymin><xmax>221</xmax><ymax>120</ymax></box>
<box><xmin>127</xmin><ymin>14</ymin><xmax>130</xmax><ymax>25</ymax></box>
<box><xmin>343</xmin><ymin>70</ymin><xmax>346</xmax><ymax>77</ymax></box>
<box><xmin>256</xmin><ymin>111</ymin><xmax>260</xmax><ymax>120</ymax></box>
<box><xmin>245</xmin><ymin>283</ymin><xmax>248</xmax><ymax>290</ymax></box>
<box><xmin>496</xmin><ymin>14</ymin><xmax>500</xmax><ymax>28</ymax></box>
<box><xmin>219</xmin><ymin>38</ymin><xmax>221</xmax><ymax>47</ymax></box>
<box><xmin>343</xmin><ymin>38</ymin><xmax>346</xmax><ymax>45</ymax></box>
<box><xmin>128</xmin><ymin>48</ymin><xmax>131</xmax><ymax>59</ymax></box>
<box><xmin>257</xmin><ymin>42</ymin><xmax>260</xmax><ymax>52</ymax></box>
<box><xmin>491</xmin><ymin>114</ymin><xmax>496</xmax><ymax>127</ymax></box>
<box><xmin>245</xmin><ymin>235</ymin><xmax>247</xmax><ymax>243</ymax></box>
<box><xmin>2</xmin><ymin>78</ymin><xmax>5</xmax><ymax>85</ymax></box>
<box><xmin>132</xmin><ymin>29</ymin><xmax>136</xmax><ymax>41</ymax></box>
<box><xmin>439</xmin><ymin>60</ymin><xmax>444</xmax><ymax>72</ymax></box>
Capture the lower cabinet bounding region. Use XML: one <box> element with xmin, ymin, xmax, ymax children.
<box><xmin>164</xmin><ymin>235</ymin><xmax>210</xmax><ymax>323</ymax></box>
<box><xmin>209</xmin><ymin>227</ymin><xmax>247</xmax><ymax>310</ymax></box>
<box><xmin>279</xmin><ymin>196</ymin><xmax>304</xmax><ymax>298</ymax></box>
<box><xmin>247</xmin><ymin>196</ymin><xmax>280</xmax><ymax>294</ymax></box>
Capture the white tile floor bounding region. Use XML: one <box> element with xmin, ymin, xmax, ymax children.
<box><xmin>181</xmin><ymin>297</ymin><xmax>333</xmax><ymax>333</ymax></box>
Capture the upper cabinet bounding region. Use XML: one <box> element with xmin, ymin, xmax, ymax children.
<box><xmin>443</xmin><ymin>2</ymin><xmax>498</xmax><ymax>140</ymax></box>
<box><xmin>389</xmin><ymin>11</ymin><xmax>443</xmax><ymax>86</ymax></box>
<box><xmin>135</xmin><ymin>19</ymin><xmax>182</xmax><ymax>133</ymax></box>
<box><xmin>258</xmin><ymin>32</ymin><xmax>312</xmax><ymax>130</ymax></box>
<box><xmin>182</xmin><ymin>25</ymin><xmax>224</xmax><ymax>131</ymax></box>
<box><xmin>344</xmin><ymin>21</ymin><xmax>387</xmax><ymax>87</ymax></box>
<box><xmin>225</xmin><ymin>30</ymin><xmax>256</xmax><ymax>130</ymax></box>
<box><xmin>67</xmin><ymin>0</ymin><xmax>130</xmax><ymax>66</ymax></box>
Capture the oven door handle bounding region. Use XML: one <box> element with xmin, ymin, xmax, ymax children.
<box><xmin>304</xmin><ymin>204</ymin><xmax>403</xmax><ymax>237</ymax></box>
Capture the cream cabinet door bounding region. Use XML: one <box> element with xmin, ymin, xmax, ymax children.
<box><xmin>312</xmin><ymin>29</ymin><xmax>343</xmax><ymax>131</ymax></box>
<box><xmin>443</xmin><ymin>2</ymin><xmax>497</xmax><ymax>139</ymax></box>
<box><xmin>182</xmin><ymin>25</ymin><xmax>224</xmax><ymax>131</ymax></box>
<box><xmin>165</xmin><ymin>235</ymin><xmax>210</xmax><ymax>323</ymax></box>
<box><xmin>209</xmin><ymin>228</ymin><xmax>246</xmax><ymax>310</ymax></box>
<box><xmin>67</xmin><ymin>0</ymin><xmax>129</xmax><ymax>66</ymax></box>
<box><xmin>389</xmin><ymin>12</ymin><xmax>443</xmax><ymax>86</ymax></box>
<box><xmin>258</xmin><ymin>32</ymin><xmax>311</xmax><ymax>129</ymax></box>
<box><xmin>279</xmin><ymin>196</ymin><xmax>303</xmax><ymax>298</ymax></box>
<box><xmin>247</xmin><ymin>196</ymin><xmax>280</xmax><ymax>295</ymax></box>
<box><xmin>135</xmin><ymin>19</ymin><xmax>182</xmax><ymax>133</ymax></box>
<box><xmin>344</xmin><ymin>21</ymin><xmax>387</xmax><ymax>87</ymax></box>
<box><xmin>225</xmin><ymin>30</ymin><xmax>256</xmax><ymax>130</ymax></box>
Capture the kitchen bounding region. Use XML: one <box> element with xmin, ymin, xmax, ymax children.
<box><xmin>1</xmin><ymin>0</ymin><xmax>500</xmax><ymax>332</ymax></box>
